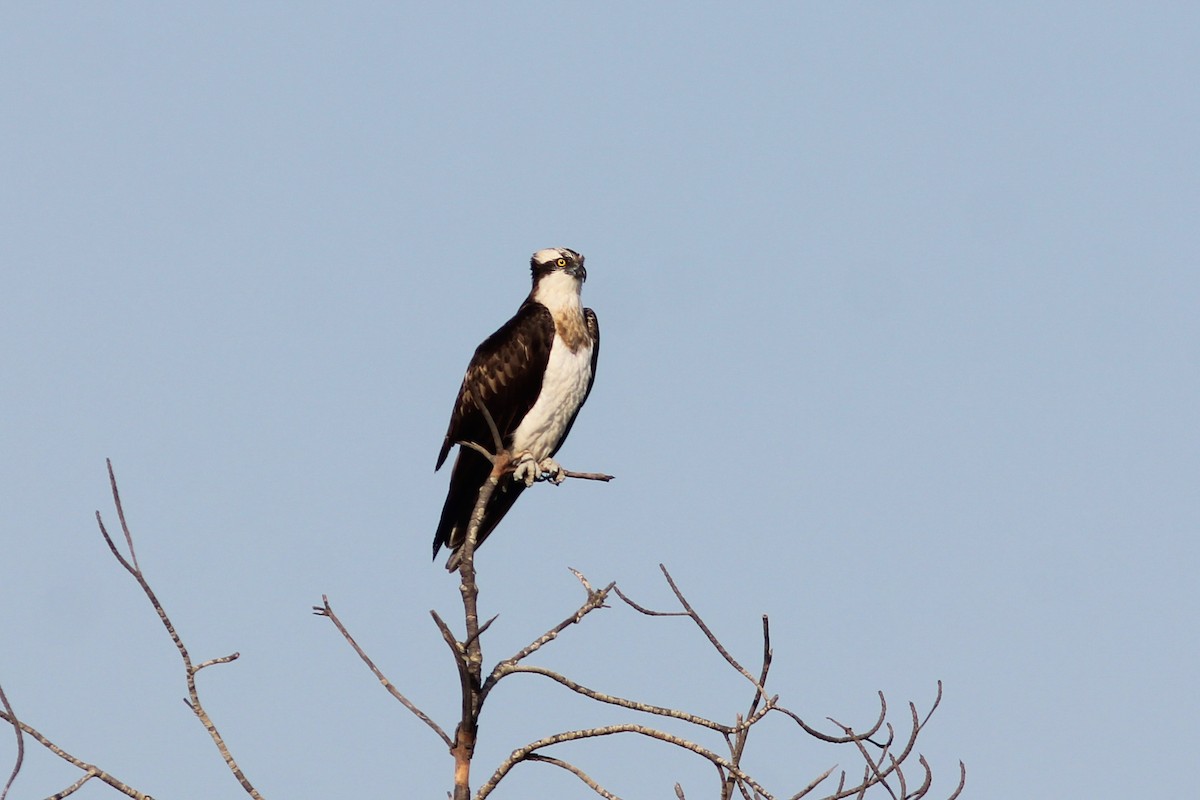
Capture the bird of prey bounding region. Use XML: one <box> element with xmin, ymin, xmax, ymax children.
<box><xmin>433</xmin><ymin>247</ymin><xmax>599</xmax><ymax>569</ymax></box>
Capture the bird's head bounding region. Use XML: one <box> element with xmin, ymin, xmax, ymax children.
<box><xmin>531</xmin><ymin>247</ymin><xmax>586</xmax><ymax>283</ymax></box>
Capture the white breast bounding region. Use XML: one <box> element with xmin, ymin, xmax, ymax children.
<box><xmin>510</xmin><ymin>333</ymin><xmax>594</xmax><ymax>461</ymax></box>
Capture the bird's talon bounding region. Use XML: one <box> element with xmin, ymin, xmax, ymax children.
<box><xmin>538</xmin><ymin>457</ymin><xmax>566</xmax><ymax>485</ymax></box>
<box><xmin>513</xmin><ymin>454</ymin><xmax>539</xmax><ymax>487</ymax></box>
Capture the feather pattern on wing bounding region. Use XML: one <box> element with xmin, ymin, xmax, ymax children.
<box><xmin>433</xmin><ymin>301</ymin><xmax>555</xmax><ymax>562</ymax></box>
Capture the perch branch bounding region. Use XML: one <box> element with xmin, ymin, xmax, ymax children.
<box><xmin>456</xmin><ymin>440</ymin><xmax>613</xmax><ymax>482</ymax></box>
<box><xmin>559</xmin><ymin>469</ymin><xmax>615</xmax><ymax>482</ymax></box>
<box><xmin>445</xmin><ymin>436</ymin><xmax>511</xmax><ymax>800</ymax></box>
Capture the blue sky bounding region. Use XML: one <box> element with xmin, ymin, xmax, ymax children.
<box><xmin>2</xmin><ymin>3</ymin><xmax>1197</xmax><ymax>798</ymax></box>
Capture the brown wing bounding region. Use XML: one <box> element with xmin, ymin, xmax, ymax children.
<box><xmin>433</xmin><ymin>301</ymin><xmax>554</xmax><ymax>562</ymax></box>
<box><xmin>436</xmin><ymin>300</ymin><xmax>554</xmax><ymax>469</ymax></box>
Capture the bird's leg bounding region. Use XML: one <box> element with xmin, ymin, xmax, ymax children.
<box><xmin>512</xmin><ymin>451</ymin><xmax>540</xmax><ymax>487</ymax></box>
<box><xmin>537</xmin><ymin>457</ymin><xmax>565</xmax><ymax>485</ymax></box>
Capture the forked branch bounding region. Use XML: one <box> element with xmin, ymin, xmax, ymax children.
<box><xmin>606</xmin><ymin>566</ymin><xmax>963</xmax><ymax>800</ymax></box>
<box><xmin>96</xmin><ymin>460</ymin><xmax>262</xmax><ymax>799</ymax></box>
<box><xmin>314</xmin><ymin>393</ymin><xmax>957</xmax><ymax>799</ymax></box>
<box><xmin>0</xmin><ymin>700</ymin><xmax>149</xmax><ymax>799</ymax></box>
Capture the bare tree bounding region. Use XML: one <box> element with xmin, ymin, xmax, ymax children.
<box><xmin>315</xmin><ymin>403</ymin><xmax>966</xmax><ymax>799</ymax></box>
<box><xmin>2</xmin><ymin>453</ymin><xmax>964</xmax><ymax>799</ymax></box>
<box><xmin>0</xmin><ymin>460</ymin><xmax>261</xmax><ymax>799</ymax></box>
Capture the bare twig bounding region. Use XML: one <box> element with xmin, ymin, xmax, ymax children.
<box><xmin>723</xmin><ymin>615</ymin><xmax>773</xmax><ymax>800</ymax></box>
<box><xmin>464</xmin><ymin>614</ymin><xmax>500</xmax><ymax>650</ymax></box>
<box><xmin>468</xmin><ymin>384</ymin><xmax>504</xmax><ymax>456</ymax></box>
<box><xmin>817</xmin><ymin>686</ymin><xmax>959</xmax><ymax>800</ymax></box>
<box><xmin>612</xmin><ymin>585</ymin><xmax>689</xmax><ymax>617</ymax></box>
<box><xmin>945</xmin><ymin>762</ymin><xmax>967</xmax><ymax>800</ymax></box>
<box><xmin>477</xmin><ymin>724</ymin><xmax>774</xmax><ymax>800</ymax></box>
<box><xmin>526</xmin><ymin>753</ymin><xmax>623</xmax><ymax>799</ymax></box>
<box><xmin>97</xmin><ymin>460</ymin><xmax>262</xmax><ymax>799</ymax></box>
<box><xmin>46</xmin><ymin>770</ymin><xmax>96</xmax><ymax>799</ymax></box>
<box><xmin>457</xmin><ymin>440</ymin><xmax>497</xmax><ymax>464</ymax></box>
<box><xmin>195</xmin><ymin>653</ymin><xmax>242</xmax><ymax>672</ymax></box>
<box><xmin>0</xmin><ymin>711</ymin><xmax>148</xmax><ymax>799</ymax></box>
<box><xmin>657</xmin><ymin>565</ymin><xmax>770</xmax><ymax>703</ymax></box>
<box><xmin>430</xmin><ymin>609</ymin><xmax>473</xmax><ymax>739</ymax></box>
<box><xmin>480</xmin><ymin>575</ymin><xmax>614</xmax><ymax>703</ymax></box>
<box><xmin>788</xmin><ymin>764</ymin><xmax>838</xmax><ymax>800</ymax></box>
<box><xmin>0</xmin><ymin>684</ymin><xmax>22</xmax><ymax>800</ymax></box>
<box><xmin>909</xmin><ymin>755</ymin><xmax>933</xmax><ymax>800</ymax></box>
<box><xmin>772</xmin><ymin>694</ymin><xmax>888</xmax><ymax>745</ymax></box>
<box><xmin>314</xmin><ymin>596</ymin><xmax>453</xmax><ymax>748</ymax></box>
<box><xmin>559</xmin><ymin>469</ymin><xmax>615</xmax><ymax>482</ymax></box>
<box><xmin>500</xmin><ymin>664</ymin><xmax>759</xmax><ymax>733</ymax></box>
<box><xmin>920</xmin><ymin>681</ymin><xmax>945</xmax><ymax>729</ymax></box>
<box><xmin>106</xmin><ymin>460</ymin><xmax>140</xmax><ymax>572</ymax></box>
<box><xmin>832</xmin><ymin>771</ymin><xmax>847</xmax><ymax>799</ymax></box>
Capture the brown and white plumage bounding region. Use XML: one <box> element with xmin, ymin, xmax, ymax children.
<box><xmin>433</xmin><ymin>248</ymin><xmax>599</xmax><ymax>569</ymax></box>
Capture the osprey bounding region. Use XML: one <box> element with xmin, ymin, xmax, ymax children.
<box><xmin>433</xmin><ymin>247</ymin><xmax>599</xmax><ymax>569</ymax></box>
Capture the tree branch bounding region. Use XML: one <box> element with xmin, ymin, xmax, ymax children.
<box><xmin>97</xmin><ymin>459</ymin><xmax>262</xmax><ymax>799</ymax></box>
<box><xmin>444</xmin><ymin>442</ymin><xmax>511</xmax><ymax>800</ymax></box>
<box><xmin>313</xmin><ymin>596</ymin><xmax>453</xmax><ymax>748</ymax></box>
<box><xmin>559</xmin><ymin>469</ymin><xmax>615</xmax><ymax>482</ymax></box>
<box><xmin>498</xmin><ymin>664</ymin><xmax>751</xmax><ymax>733</ymax></box>
<box><xmin>0</xmin><ymin>684</ymin><xmax>22</xmax><ymax>800</ymax></box>
<box><xmin>525</xmin><ymin>753</ymin><xmax>622</xmax><ymax>799</ymax></box>
<box><xmin>480</xmin><ymin>571</ymin><xmax>613</xmax><ymax>703</ymax></box>
<box><xmin>477</xmin><ymin>724</ymin><xmax>774</xmax><ymax>800</ymax></box>
<box><xmin>455</xmin><ymin>440</ymin><xmax>613</xmax><ymax>483</ymax></box>
<box><xmin>468</xmin><ymin>384</ymin><xmax>504</xmax><ymax>457</ymax></box>
<box><xmin>721</xmin><ymin>613</ymin><xmax>773</xmax><ymax>800</ymax></box>
<box><xmin>657</xmin><ymin>565</ymin><xmax>772</xmax><ymax>704</ymax></box>
<box><xmin>786</xmin><ymin>764</ymin><xmax>839</xmax><ymax>800</ymax></box>
<box><xmin>0</xmin><ymin>710</ymin><xmax>148</xmax><ymax>799</ymax></box>
<box><xmin>45</xmin><ymin>770</ymin><xmax>96</xmax><ymax>800</ymax></box>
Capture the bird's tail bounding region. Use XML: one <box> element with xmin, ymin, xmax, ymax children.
<box><xmin>433</xmin><ymin>448</ymin><xmax>525</xmax><ymax>569</ymax></box>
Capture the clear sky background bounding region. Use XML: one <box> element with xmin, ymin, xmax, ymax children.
<box><xmin>2</xmin><ymin>4</ymin><xmax>1197</xmax><ymax>798</ymax></box>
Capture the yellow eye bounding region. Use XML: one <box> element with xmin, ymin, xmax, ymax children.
<box><xmin>556</xmin><ymin>258</ymin><xmax>567</xmax><ymax>267</ymax></box>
